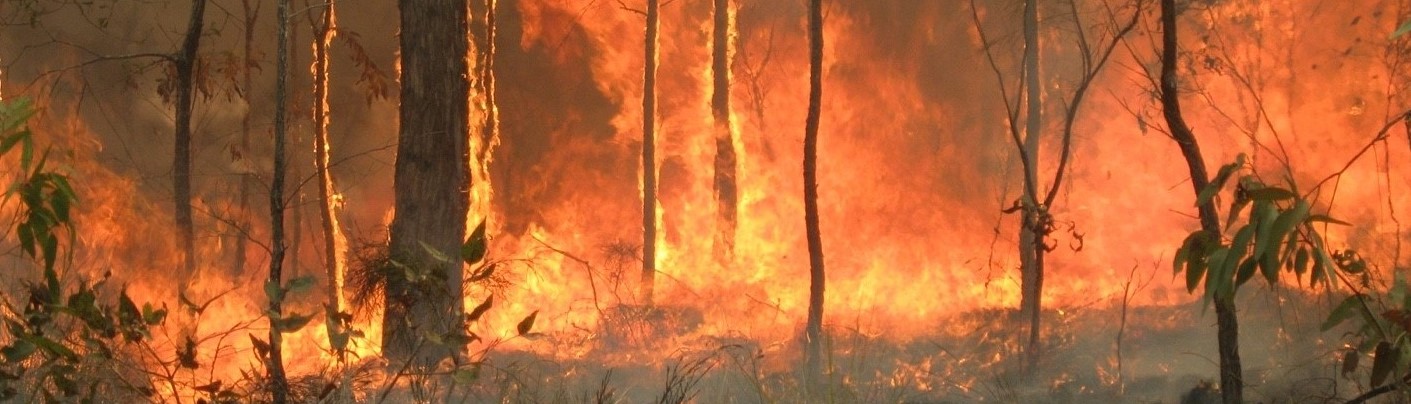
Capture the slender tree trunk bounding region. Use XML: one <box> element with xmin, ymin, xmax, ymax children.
<box><xmin>803</xmin><ymin>0</ymin><xmax>826</xmax><ymax>389</ymax></box>
<box><xmin>174</xmin><ymin>0</ymin><xmax>208</xmax><ymax>293</ymax></box>
<box><xmin>311</xmin><ymin>0</ymin><xmax>347</xmax><ymax>323</ymax></box>
<box><xmin>383</xmin><ymin>0</ymin><xmax>471</xmax><ymax>367</ymax></box>
<box><xmin>711</xmin><ymin>0</ymin><xmax>738</xmax><ymax>263</ymax></box>
<box><xmin>267</xmin><ymin>0</ymin><xmax>292</xmax><ymax>400</ymax></box>
<box><xmin>1159</xmin><ymin>1</ymin><xmax>1241</xmax><ymax>401</ymax></box>
<box><xmin>237</xmin><ymin>0</ymin><xmax>259</xmax><ymax>277</ymax></box>
<box><xmin>1019</xmin><ymin>0</ymin><xmax>1043</xmax><ymax>371</ymax></box>
<box><xmin>640</xmin><ymin>0</ymin><xmax>660</xmax><ymax>306</ymax></box>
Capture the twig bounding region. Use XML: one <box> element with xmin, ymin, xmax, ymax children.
<box><xmin>532</xmin><ymin>235</ymin><xmax>604</xmax><ymax>315</ymax></box>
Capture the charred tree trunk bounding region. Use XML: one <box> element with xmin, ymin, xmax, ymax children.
<box><xmin>383</xmin><ymin>0</ymin><xmax>471</xmax><ymax>366</ymax></box>
<box><xmin>640</xmin><ymin>0</ymin><xmax>660</xmax><ymax>306</ymax></box>
<box><xmin>803</xmin><ymin>0</ymin><xmax>826</xmax><ymax>389</ymax></box>
<box><xmin>1159</xmin><ymin>0</ymin><xmax>1241</xmax><ymax>402</ymax></box>
<box><xmin>711</xmin><ymin>0</ymin><xmax>738</xmax><ymax>263</ymax></box>
<box><xmin>174</xmin><ymin>0</ymin><xmax>207</xmax><ymax>293</ymax></box>
<box><xmin>1019</xmin><ymin>0</ymin><xmax>1043</xmax><ymax>372</ymax></box>
<box><xmin>311</xmin><ymin>0</ymin><xmax>347</xmax><ymax>319</ymax></box>
<box><xmin>267</xmin><ymin>0</ymin><xmax>292</xmax><ymax>400</ymax></box>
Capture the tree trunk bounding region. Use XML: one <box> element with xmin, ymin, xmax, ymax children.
<box><xmin>640</xmin><ymin>0</ymin><xmax>660</xmax><ymax>306</ymax></box>
<box><xmin>311</xmin><ymin>0</ymin><xmax>347</xmax><ymax>325</ymax></box>
<box><xmin>711</xmin><ymin>0</ymin><xmax>738</xmax><ymax>263</ymax></box>
<box><xmin>1019</xmin><ymin>0</ymin><xmax>1043</xmax><ymax>372</ymax></box>
<box><xmin>236</xmin><ymin>0</ymin><xmax>258</xmax><ymax>277</ymax></box>
<box><xmin>1159</xmin><ymin>0</ymin><xmax>1241</xmax><ymax>402</ymax></box>
<box><xmin>803</xmin><ymin>0</ymin><xmax>826</xmax><ymax>389</ymax></box>
<box><xmin>383</xmin><ymin>0</ymin><xmax>471</xmax><ymax>367</ymax></box>
<box><xmin>173</xmin><ymin>0</ymin><xmax>207</xmax><ymax>294</ymax></box>
<box><xmin>267</xmin><ymin>0</ymin><xmax>292</xmax><ymax>400</ymax></box>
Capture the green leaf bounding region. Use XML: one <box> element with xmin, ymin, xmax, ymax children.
<box><xmin>264</xmin><ymin>279</ymin><xmax>283</xmax><ymax>304</ymax></box>
<box><xmin>1307</xmin><ymin>214</ymin><xmax>1352</xmax><ymax>226</ymax></box>
<box><xmin>1372</xmin><ymin>341</ymin><xmax>1395</xmax><ymax>386</ymax></box>
<box><xmin>467</xmin><ymin>295</ymin><xmax>493</xmax><ymax>323</ymax></box>
<box><xmin>1251</xmin><ymin>200</ymin><xmax>1278</xmax><ymax>259</ymax></box>
<box><xmin>462</xmin><ymin>220</ymin><xmax>488</xmax><ymax>265</ymax></box>
<box><xmin>142</xmin><ymin>303</ymin><xmax>167</xmax><ymax>326</ymax></box>
<box><xmin>1245</xmin><ymin>186</ymin><xmax>1296</xmax><ymax>201</ymax></box>
<box><xmin>1259</xmin><ymin>247</ymin><xmax>1280</xmax><ymax>285</ymax></box>
<box><xmin>1185</xmin><ymin>255</ymin><xmax>1206</xmax><ymax>293</ymax></box>
<box><xmin>27</xmin><ymin>334</ymin><xmax>77</xmax><ymax>361</ymax></box>
<box><xmin>1225</xmin><ymin>196</ymin><xmax>1251</xmax><ymax>232</ymax></box>
<box><xmin>451</xmin><ymin>366</ymin><xmax>480</xmax><ymax>384</ymax></box>
<box><xmin>1393</xmin><ymin>19</ymin><xmax>1411</xmax><ymax>38</ymax></box>
<box><xmin>419</xmin><ymin>241</ymin><xmax>451</xmax><ymax>264</ymax></box>
<box><xmin>273</xmin><ymin>312</ymin><xmax>314</xmax><ymax>333</ymax></box>
<box><xmin>1197</xmin><ymin>154</ymin><xmax>1245</xmax><ymax>208</ymax></box>
<box><xmin>517</xmin><ymin>310</ymin><xmax>539</xmax><ymax>336</ymax></box>
<box><xmin>249</xmin><ymin>334</ymin><xmax>271</xmax><ymax>359</ymax></box>
<box><xmin>286</xmin><ymin>276</ymin><xmax>316</xmax><ymax>294</ymax></box>
<box><xmin>1235</xmin><ymin>258</ymin><xmax>1257</xmax><ymax>287</ymax></box>
<box><xmin>1267</xmin><ymin>200</ymin><xmax>1311</xmax><ymax>254</ymax></box>
<box><xmin>1</xmin><ymin>340</ymin><xmax>37</xmax><ymax>362</ymax></box>
<box><xmin>1322</xmin><ymin>294</ymin><xmax>1362</xmax><ymax>331</ymax></box>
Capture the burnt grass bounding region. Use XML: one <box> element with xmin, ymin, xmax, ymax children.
<box><xmin>444</xmin><ymin>286</ymin><xmax>1389</xmax><ymax>403</ymax></box>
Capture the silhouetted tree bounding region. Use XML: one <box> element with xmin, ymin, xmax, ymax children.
<box><xmin>174</xmin><ymin>0</ymin><xmax>208</xmax><ymax>293</ymax></box>
<box><xmin>382</xmin><ymin>0</ymin><xmax>472</xmax><ymax>366</ymax></box>
<box><xmin>640</xmin><ymin>0</ymin><xmax>660</xmax><ymax>306</ymax></box>
<box><xmin>267</xmin><ymin>0</ymin><xmax>292</xmax><ymax>400</ymax></box>
<box><xmin>803</xmin><ymin>0</ymin><xmax>826</xmax><ymax>389</ymax></box>
<box><xmin>712</xmin><ymin>0</ymin><xmax>738</xmax><ymax>262</ymax></box>
<box><xmin>1159</xmin><ymin>0</ymin><xmax>1241</xmax><ymax>401</ymax></box>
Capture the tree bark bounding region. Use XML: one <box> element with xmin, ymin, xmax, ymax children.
<box><xmin>1019</xmin><ymin>0</ymin><xmax>1044</xmax><ymax>372</ymax></box>
<box><xmin>174</xmin><ymin>0</ymin><xmax>207</xmax><ymax>293</ymax></box>
<box><xmin>383</xmin><ymin>0</ymin><xmax>471</xmax><ymax>367</ymax></box>
<box><xmin>311</xmin><ymin>0</ymin><xmax>347</xmax><ymax>324</ymax></box>
<box><xmin>711</xmin><ymin>0</ymin><xmax>738</xmax><ymax>263</ymax></box>
<box><xmin>640</xmin><ymin>0</ymin><xmax>660</xmax><ymax>306</ymax></box>
<box><xmin>803</xmin><ymin>0</ymin><xmax>826</xmax><ymax>390</ymax></box>
<box><xmin>1159</xmin><ymin>0</ymin><xmax>1241</xmax><ymax>402</ymax></box>
<box><xmin>267</xmin><ymin>0</ymin><xmax>292</xmax><ymax>400</ymax></box>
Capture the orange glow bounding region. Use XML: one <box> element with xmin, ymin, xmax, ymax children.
<box><xmin>0</xmin><ymin>0</ymin><xmax>1408</xmax><ymax>399</ymax></box>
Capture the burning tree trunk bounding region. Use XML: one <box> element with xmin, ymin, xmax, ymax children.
<box><xmin>640</xmin><ymin>0</ymin><xmax>660</xmax><ymax>306</ymax></box>
<box><xmin>310</xmin><ymin>0</ymin><xmax>347</xmax><ymax>323</ymax></box>
<box><xmin>1158</xmin><ymin>0</ymin><xmax>1242</xmax><ymax>401</ymax></box>
<box><xmin>1018</xmin><ymin>0</ymin><xmax>1043</xmax><ymax>371</ymax></box>
<box><xmin>803</xmin><ymin>0</ymin><xmax>827</xmax><ymax>389</ymax></box>
<box><xmin>470</xmin><ymin>0</ymin><xmax>499</xmax><ymax>226</ymax></box>
<box><xmin>173</xmin><ymin>0</ymin><xmax>207</xmax><ymax>293</ymax></box>
<box><xmin>711</xmin><ymin>0</ymin><xmax>738</xmax><ymax>263</ymax></box>
<box><xmin>383</xmin><ymin>0</ymin><xmax>471</xmax><ymax>366</ymax></box>
<box><xmin>267</xmin><ymin>0</ymin><xmax>292</xmax><ymax>399</ymax></box>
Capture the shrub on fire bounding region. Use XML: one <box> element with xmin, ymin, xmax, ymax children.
<box><xmin>0</xmin><ymin>98</ymin><xmax>170</xmax><ymax>401</ymax></box>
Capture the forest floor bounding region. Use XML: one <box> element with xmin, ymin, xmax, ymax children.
<box><xmin>398</xmin><ymin>287</ymin><xmax>1375</xmax><ymax>404</ymax></box>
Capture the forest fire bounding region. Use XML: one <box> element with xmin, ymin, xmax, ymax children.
<box><xmin>0</xmin><ymin>0</ymin><xmax>1409</xmax><ymax>402</ymax></box>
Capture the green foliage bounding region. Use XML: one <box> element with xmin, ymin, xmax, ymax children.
<box><xmin>0</xmin><ymin>98</ymin><xmax>171</xmax><ymax>401</ymax></box>
<box><xmin>1173</xmin><ymin>154</ymin><xmax>1353</xmax><ymax>307</ymax></box>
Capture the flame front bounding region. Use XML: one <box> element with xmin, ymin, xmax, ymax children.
<box><xmin>0</xmin><ymin>0</ymin><xmax>1408</xmax><ymax>400</ymax></box>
